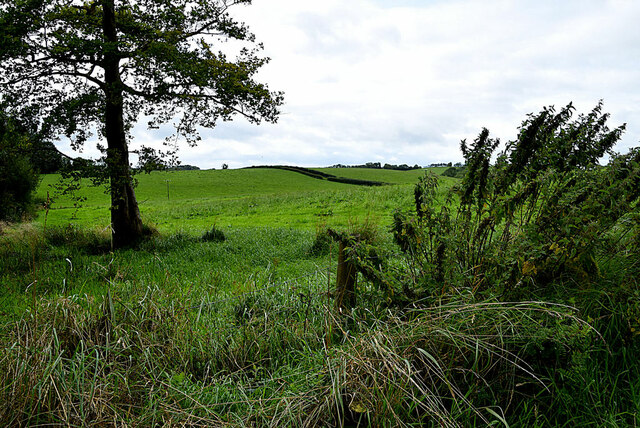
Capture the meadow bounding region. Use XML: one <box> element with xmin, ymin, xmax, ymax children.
<box><xmin>1</xmin><ymin>163</ymin><xmax>639</xmax><ymax>426</ymax></box>
<box><xmin>37</xmin><ymin>167</ymin><xmax>450</xmax><ymax>231</ymax></box>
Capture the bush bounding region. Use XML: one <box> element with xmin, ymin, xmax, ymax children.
<box><xmin>0</xmin><ymin>151</ymin><xmax>39</xmax><ymax>221</ymax></box>
<box><xmin>341</xmin><ymin>103</ymin><xmax>640</xmax><ymax>424</ymax></box>
<box><xmin>384</xmin><ymin>102</ymin><xmax>637</xmax><ymax>299</ymax></box>
<box><xmin>0</xmin><ymin>110</ymin><xmax>43</xmax><ymax>221</ymax></box>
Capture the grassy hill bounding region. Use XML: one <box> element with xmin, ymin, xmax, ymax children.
<box><xmin>36</xmin><ymin>167</ymin><xmax>455</xmax><ymax>232</ymax></box>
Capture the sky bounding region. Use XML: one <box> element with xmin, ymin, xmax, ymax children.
<box><xmin>68</xmin><ymin>0</ymin><xmax>640</xmax><ymax>169</ymax></box>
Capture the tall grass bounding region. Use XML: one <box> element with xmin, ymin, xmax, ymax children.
<box><xmin>1</xmin><ymin>224</ymin><xmax>637</xmax><ymax>426</ymax></box>
<box><xmin>0</xmin><ymin>260</ymin><xmax>590</xmax><ymax>426</ymax></box>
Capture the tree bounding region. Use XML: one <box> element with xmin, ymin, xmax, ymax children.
<box><xmin>29</xmin><ymin>139</ymin><xmax>65</xmax><ymax>173</ymax></box>
<box><xmin>0</xmin><ymin>0</ymin><xmax>283</xmax><ymax>247</ymax></box>
<box><xmin>0</xmin><ymin>110</ymin><xmax>40</xmax><ymax>221</ymax></box>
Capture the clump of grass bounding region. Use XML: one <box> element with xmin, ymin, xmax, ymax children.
<box><xmin>347</xmin><ymin>215</ymin><xmax>381</xmax><ymax>245</ymax></box>
<box><xmin>0</xmin><ymin>223</ymin><xmax>39</xmax><ymax>274</ymax></box>
<box><xmin>141</xmin><ymin>221</ymin><xmax>160</xmax><ymax>238</ymax></box>
<box><xmin>223</xmin><ymin>299</ymin><xmax>591</xmax><ymax>427</ymax></box>
<box><xmin>201</xmin><ymin>224</ymin><xmax>226</xmax><ymax>243</ymax></box>
<box><xmin>0</xmin><ymin>289</ymin><xmax>226</xmax><ymax>426</ymax></box>
<box><xmin>320</xmin><ymin>300</ymin><xmax>590</xmax><ymax>426</ymax></box>
<box><xmin>309</xmin><ymin>223</ymin><xmax>334</xmax><ymax>255</ymax></box>
<box><xmin>43</xmin><ymin>224</ymin><xmax>111</xmax><ymax>253</ymax></box>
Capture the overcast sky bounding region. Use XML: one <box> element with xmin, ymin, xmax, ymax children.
<box><xmin>75</xmin><ymin>0</ymin><xmax>640</xmax><ymax>169</ymax></box>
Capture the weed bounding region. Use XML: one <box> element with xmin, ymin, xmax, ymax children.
<box><xmin>201</xmin><ymin>224</ymin><xmax>226</xmax><ymax>243</ymax></box>
<box><xmin>310</xmin><ymin>223</ymin><xmax>335</xmax><ymax>255</ymax></box>
<box><xmin>44</xmin><ymin>224</ymin><xmax>111</xmax><ymax>254</ymax></box>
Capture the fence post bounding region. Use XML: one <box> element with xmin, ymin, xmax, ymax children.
<box><xmin>328</xmin><ymin>229</ymin><xmax>358</xmax><ymax>314</ymax></box>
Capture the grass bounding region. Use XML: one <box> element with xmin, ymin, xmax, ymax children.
<box><xmin>2</xmin><ymin>166</ymin><xmax>638</xmax><ymax>426</ymax></box>
<box><xmin>36</xmin><ymin>168</ymin><xmax>456</xmax><ymax>232</ymax></box>
<box><xmin>0</xmin><ymin>254</ymin><xmax>589</xmax><ymax>426</ymax></box>
<box><xmin>0</xmin><ymin>224</ymin><xmax>328</xmax><ymax>318</ymax></box>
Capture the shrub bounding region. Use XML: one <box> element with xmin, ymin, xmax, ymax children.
<box><xmin>387</xmin><ymin>103</ymin><xmax>637</xmax><ymax>297</ymax></box>
<box><xmin>0</xmin><ymin>150</ymin><xmax>39</xmax><ymax>221</ymax></box>
<box><xmin>0</xmin><ymin>110</ymin><xmax>41</xmax><ymax>221</ymax></box>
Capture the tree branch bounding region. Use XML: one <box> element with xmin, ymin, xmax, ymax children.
<box><xmin>121</xmin><ymin>82</ymin><xmax>262</xmax><ymax>122</ymax></box>
<box><xmin>3</xmin><ymin>69</ymin><xmax>105</xmax><ymax>90</ymax></box>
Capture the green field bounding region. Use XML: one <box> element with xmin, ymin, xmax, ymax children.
<box><xmin>37</xmin><ymin>167</ymin><xmax>455</xmax><ymax>231</ymax></box>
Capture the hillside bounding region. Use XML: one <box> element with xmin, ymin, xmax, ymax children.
<box><xmin>36</xmin><ymin>167</ymin><xmax>455</xmax><ymax>231</ymax></box>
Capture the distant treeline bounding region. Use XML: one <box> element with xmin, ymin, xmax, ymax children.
<box><xmin>330</xmin><ymin>162</ymin><xmax>422</xmax><ymax>170</ymax></box>
<box><xmin>133</xmin><ymin>163</ymin><xmax>201</xmax><ymax>173</ymax></box>
<box><xmin>328</xmin><ymin>161</ymin><xmax>465</xmax><ymax>170</ymax></box>
<box><xmin>427</xmin><ymin>162</ymin><xmax>465</xmax><ymax>168</ymax></box>
<box><xmin>167</xmin><ymin>164</ymin><xmax>200</xmax><ymax>171</ymax></box>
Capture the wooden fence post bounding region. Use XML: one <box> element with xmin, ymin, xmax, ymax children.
<box><xmin>328</xmin><ymin>229</ymin><xmax>358</xmax><ymax>314</ymax></box>
<box><xmin>335</xmin><ymin>240</ymin><xmax>358</xmax><ymax>313</ymax></box>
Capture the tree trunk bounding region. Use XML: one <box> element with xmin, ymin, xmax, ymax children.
<box><xmin>102</xmin><ymin>0</ymin><xmax>144</xmax><ymax>248</ymax></box>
